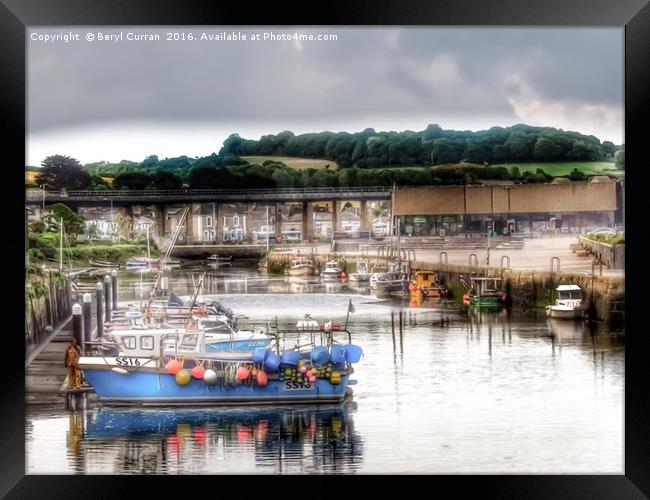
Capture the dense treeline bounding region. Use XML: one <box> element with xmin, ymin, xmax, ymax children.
<box><xmin>219</xmin><ymin>124</ymin><xmax>621</xmax><ymax>167</ymax></box>
<box><xmin>27</xmin><ymin>124</ymin><xmax>623</xmax><ymax>191</ymax></box>
<box><xmin>31</xmin><ymin>153</ymin><xmax>608</xmax><ymax>192</ymax></box>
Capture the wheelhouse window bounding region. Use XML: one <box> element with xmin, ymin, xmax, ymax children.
<box><xmin>122</xmin><ymin>336</ymin><xmax>136</xmax><ymax>349</ymax></box>
<box><xmin>140</xmin><ymin>336</ymin><xmax>154</xmax><ymax>350</ymax></box>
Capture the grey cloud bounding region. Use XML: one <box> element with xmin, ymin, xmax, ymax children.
<box><xmin>28</xmin><ymin>27</ymin><xmax>622</xmax><ymax>135</ymax></box>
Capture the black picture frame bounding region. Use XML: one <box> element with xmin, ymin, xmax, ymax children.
<box><xmin>3</xmin><ymin>0</ymin><xmax>647</xmax><ymax>496</ymax></box>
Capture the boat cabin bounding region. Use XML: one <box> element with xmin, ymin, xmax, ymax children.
<box><xmin>469</xmin><ymin>277</ymin><xmax>502</xmax><ymax>297</ymax></box>
<box><xmin>355</xmin><ymin>260</ymin><xmax>369</xmax><ymax>274</ymax></box>
<box><xmin>290</xmin><ymin>258</ymin><xmax>313</xmax><ymax>268</ymax></box>
<box><xmin>555</xmin><ymin>285</ymin><xmax>582</xmax><ymax>306</ymax></box>
<box><xmin>414</xmin><ymin>271</ymin><xmax>438</xmax><ymax>288</ymax></box>
<box><xmin>323</xmin><ymin>261</ymin><xmax>341</xmax><ymax>271</ymax></box>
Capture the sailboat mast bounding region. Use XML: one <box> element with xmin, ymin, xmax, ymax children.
<box><xmin>146</xmin><ymin>225</ymin><xmax>151</xmax><ymax>259</ymax></box>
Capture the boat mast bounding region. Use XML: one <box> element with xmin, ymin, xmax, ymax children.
<box><xmin>59</xmin><ymin>217</ymin><xmax>63</xmax><ymax>273</ymax></box>
<box><xmin>146</xmin><ymin>225</ymin><xmax>151</xmax><ymax>260</ymax></box>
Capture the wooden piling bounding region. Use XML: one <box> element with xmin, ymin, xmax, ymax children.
<box><xmin>82</xmin><ymin>293</ymin><xmax>92</xmax><ymax>353</ymax></box>
<box><xmin>72</xmin><ymin>303</ymin><xmax>82</xmax><ymax>347</ymax></box>
<box><xmin>96</xmin><ymin>282</ymin><xmax>104</xmax><ymax>338</ymax></box>
<box><xmin>104</xmin><ymin>275</ymin><xmax>112</xmax><ymax>323</ymax></box>
<box><xmin>111</xmin><ymin>269</ymin><xmax>118</xmax><ymax>311</ymax></box>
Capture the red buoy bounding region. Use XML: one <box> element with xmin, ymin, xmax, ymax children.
<box><xmin>236</xmin><ymin>366</ymin><xmax>250</xmax><ymax>381</ymax></box>
<box><xmin>191</xmin><ymin>365</ymin><xmax>205</xmax><ymax>380</ymax></box>
<box><xmin>257</xmin><ymin>370</ymin><xmax>268</xmax><ymax>386</ymax></box>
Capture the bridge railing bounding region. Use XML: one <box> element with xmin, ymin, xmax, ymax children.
<box><xmin>26</xmin><ymin>186</ymin><xmax>390</xmax><ymax>200</ymax></box>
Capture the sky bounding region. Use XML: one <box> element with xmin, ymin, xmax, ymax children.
<box><xmin>27</xmin><ymin>27</ymin><xmax>624</xmax><ymax>166</ymax></box>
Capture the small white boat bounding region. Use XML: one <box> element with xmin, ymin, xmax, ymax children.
<box><xmin>321</xmin><ymin>260</ymin><xmax>342</xmax><ymax>280</ymax></box>
<box><xmin>349</xmin><ymin>260</ymin><xmax>371</xmax><ymax>282</ymax></box>
<box><xmin>546</xmin><ymin>285</ymin><xmax>583</xmax><ymax>319</ymax></box>
<box><xmin>207</xmin><ymin>255</ymin><xmax>232</xmax><ymax>266</ymax></box>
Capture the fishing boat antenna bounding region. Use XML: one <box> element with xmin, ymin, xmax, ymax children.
<box><xmin>187</xmin><ymin>271</ymin><xmax>207</xmax><ymax>321</ymax></box>
<box><xmin>147</xmin><ymin>206</ymin><xmax>189</xmax><ymax>307</ymax></box>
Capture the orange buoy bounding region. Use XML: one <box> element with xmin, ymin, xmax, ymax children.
<box><xmin>340</xmin><ymin>271</ymin><xmax>347</xmax><ymax>278</ymax></box>
<box><xmin>463</xmin><ymin>293</ymin><xmax>471</xmax><ymax>305</ymax></box>
<box><xmin>166</xmin><ymin>359</ymin><xmax>182</xmax><ymax>375</ymax></box>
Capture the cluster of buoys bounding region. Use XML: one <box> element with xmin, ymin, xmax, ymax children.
<box><xmin>164</xmin><ymin>343</ymin><xmax>363</xmax><ymax>388</ymax></box>
<box><xmin>235</xmin><ymin>364</ymin><xmax>269</xmax><ymax>386</ymax></box>
<box><xmin>166</xmin><ymin>359</ymin><xmax>218</xmax><ymax>387</ymax></box>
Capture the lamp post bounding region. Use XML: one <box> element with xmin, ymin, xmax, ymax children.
<box><xmin>39</xmin><ymin>184</ymin><xmax>46</xmax><ymax>210</ymax></box>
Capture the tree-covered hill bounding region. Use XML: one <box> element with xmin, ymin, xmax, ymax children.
<box><xmin>219</xmin><ymin>123</ymin><xmax>621</xmax><ymax>168</ymax></box>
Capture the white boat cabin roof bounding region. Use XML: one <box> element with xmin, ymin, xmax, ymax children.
<box><xmin>556</xmin><ymin>285</ymin><xmax>581</xmax><ymax>291</ymax></box>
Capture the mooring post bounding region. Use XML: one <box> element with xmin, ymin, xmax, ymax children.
<box><xmin>104</xmin><ymin>275</ymin><xmax>112</xmax><ymax>323</ymax></box>
<box><xmin>82</xmin><ymin>293</ymin><xmax>92</xmax><ymax>352</ymax></box>
<box><xmin>72</xmin><ymin>303</ymin><xmax>82</xmax><ymax>348</ymax></box>
<box><xmin>111</xmin><ymin>269</ymin><xmax>118</xmax><ymax>311</ymax></box>
<box><xmin>96</xmin><ymin>281</ymin><xmax>104</xmax><ymax>338</ymax></box>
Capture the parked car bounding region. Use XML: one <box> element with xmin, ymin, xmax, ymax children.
<box><xmin>586</xmin><ymin>227</ymin><xmax>616</xmax><ymax>237</ymax></box>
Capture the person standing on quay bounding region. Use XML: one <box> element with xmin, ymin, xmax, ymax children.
<box><xmin>64</xmin><ymin>337</ymin><xmax>82</xmax><ymax>389</ymax></box>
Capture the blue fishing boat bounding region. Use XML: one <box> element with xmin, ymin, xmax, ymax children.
<box><xmin>79</xmin><ymin>328</ymin><xmax>362</xmax><ymax>406</ymax></box>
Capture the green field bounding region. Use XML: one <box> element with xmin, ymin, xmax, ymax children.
<box><xmin>242</xmin><ymin>156</ymin><xmax>338</xmax><ymax>170</ymax></box>
<box><xmin>490</xmin><ymin>162</ymin><xmax>621</xmax><ymax>176</ymax></box>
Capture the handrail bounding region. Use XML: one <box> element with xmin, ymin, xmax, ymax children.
<box><xmin>26</xmin><ymin>186</ymin><xmax>390</xmax><ymax>199</ymax></box>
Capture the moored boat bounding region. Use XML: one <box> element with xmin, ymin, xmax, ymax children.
<box><xmin>286</xmin><ymin>257</ymin><xmax>314</xmax><ymax>277</ymax></box>
<box><xmin>207</xmin><ymin>255</ymin><xmax>232</xmax><ymax>266</ymax></box>
<box><xmin>79</xmin><ymin>327</ymin><xmax>362</xmax><ymax>406</ymax></box>
<box><xmin>546</xmin><ymin>284</ymin><xmax>583</xmax><ymax>319</ymax></box>
<box><xmin>89</xmin><ymin>258</ymin><xmax>121</xmax><ymax>269</ymax></box>
<box><xmin>349</xmin><ymin>260</ymin><xmax>371</xmax><ymax>282</ymax></box>
<box><xmin>126</xmin><ymin>257</ymin><xmax>161</xmax><ymax>270</ymax></box>
<box><xmin>321</xmin><ymin>260</ymin><xmax>342</xmax><ymax>280</ymax></box>
<box><xmin>409</xmin><ymin>271</ymin><xmax>448</xmax><ymax>302</ymax></box>
<box><xmin>464</xmin><ymin>277</ymin><xmax>505</xmax><ymax>309</ymax></box>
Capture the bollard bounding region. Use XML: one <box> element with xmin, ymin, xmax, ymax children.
<box><xmin>96</xmin><ymin>282</ymin><xmax>104</xmax><ymax>338</ymax></box>
<box><xmin>82</xmin><ymin>293</ymin><xmax>92</xmax><ymax>353</ymax></box>
<box><xmin>111</xmin><ymin>269</ymin><xmax>118</xmax><ymax>311</ymax></box>
<box><xmin>104</xmin><ymin>275</ymin><xmax>112</xmax><ymax>323</ymax></box>
<box><xmin>72</xmin><ymin>303</ymin><xmax>83</xmax><ymax>348</ymax></box>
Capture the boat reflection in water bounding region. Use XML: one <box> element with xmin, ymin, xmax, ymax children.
<box><xmin>72</xmin><ymin>403</ymin><xmax>363</xmax><ymax>473</ymax></box>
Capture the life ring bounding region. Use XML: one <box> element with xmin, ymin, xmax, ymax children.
<box><xmin>462</xmin><ymin>293</ymin><xmax>471</xmax><ymax>305</ymax></box>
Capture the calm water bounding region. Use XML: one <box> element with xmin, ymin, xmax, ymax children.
<box><xmin>26</xmin><ymin>265</ymin><xmax>624</xmax><ymax>474</ymax></box>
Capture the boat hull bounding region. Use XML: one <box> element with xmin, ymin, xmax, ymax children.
<box><xmin>287</xmin><ymin>266</ymin><xmax>313</xmax><ymax>277</ymax></box>
<box><xmin>349</xmin><ymin>274</ymin><xmax>370</xmax><ymax>282</ymax></box>
<box><xmin>321</xmin><ymin>271</ymin><xmax>341</xmax><ymax>280</ymax></box>
<box><xmin>546</xmin><ymin>306</ymin><xmax>579</xmax><ymax>319</ymax></box>
<box><xmin>82</xmin><ymin>369</ymin><xmax>351</xmax><ymax>406</ymax></box>
<box><xmin>469</xmin><ymin>295</ymin><xmax>499</xmax><ymax>308</ymax></box>
<box><xmin>375</xmin><ymin>281</ymin><xmax>408</xmax><ymax>295</ymax></box>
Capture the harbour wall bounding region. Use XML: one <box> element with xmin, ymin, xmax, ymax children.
<box><xmin>266</xmin><ymin>252</ymin><xmax>624</xmax><ymax>325</ymax></box>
